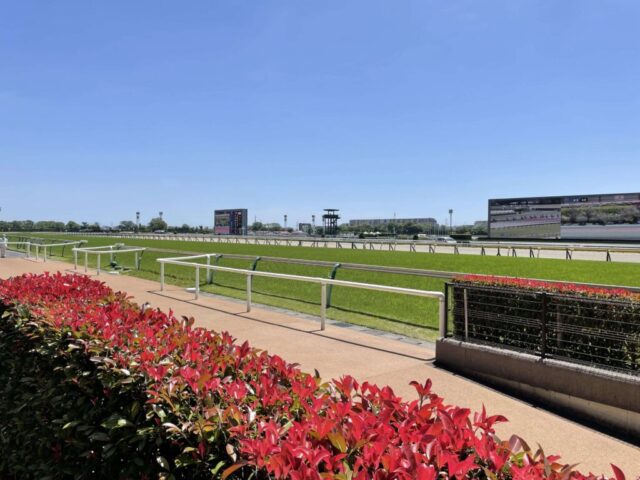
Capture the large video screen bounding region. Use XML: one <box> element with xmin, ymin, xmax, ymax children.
<box><xmin>489</xmin><ymin>193</ymin><xmax>640</xmax><ymax>240</ymax></box>
<box><xmin>214</xmin><ymin>209</ymin><xmax>247</xmax><ymax>235</ymax></box>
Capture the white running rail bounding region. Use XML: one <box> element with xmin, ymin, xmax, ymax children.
<box><xmin>157</xmin><ymin>253</ymin><xmax>446</xmax><ymax>335</ymax></box>
<box><xmin>5</xmin><ymin>241</ymin><xmax>85</xmax><ymax>262</ymax></box>
<box><xmin>73</xmin><ymin>244</ymin><xmax>146</xmax><ymax>275</ymax></box>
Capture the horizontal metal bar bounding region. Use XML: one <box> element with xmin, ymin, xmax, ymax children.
<box><xmin>73</xmin><ymin>247</ymin><xmax>146</xmax><ymax>254</ymax></box>
<box><xmin>158</xmin><ymin>258</ymin><xmax>443</xmax><ymax>299</ymax></box>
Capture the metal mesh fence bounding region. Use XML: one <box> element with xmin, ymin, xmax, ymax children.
<box><xmin>449</xmin><ymin>283</ymin><xmax>640</xmax><ymax>374</ymax></box>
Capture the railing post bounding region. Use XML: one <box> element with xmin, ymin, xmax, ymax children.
<box><xmin>540</xmin><ymin>292</ymin><xmax>548</xmax><ymax>359</ymax></box>
<box><xmin>160</xmin><ymin>262</ymin><xmax>165</xmax><ymax>291</ymax></box>
<box><xmin>194</xmin><ymin>266</ymin><xmax>200</xmax><ymax>299</ymax></box>
<box><xmin>246</xmin><ymin>274</ymin><xmax>252</xmax><ymax>312</ymax></box>
<box><xmin>325</xmin><ymin>263</ymin><xmax>341</xmax><ymax>308</ymax></box>
<box><xmin>84</xmin><ymin>251</ymin><xmax>88</xmax><ymax>272</ymax></box>
<box><xmin>320</xmin><ymin>282</ymin><xmax>327</xmax><ymax>330</ymax></box>
<box><xmin>206</xmin><ymin>255</ymin><xmax>212</xmax><ymax>284</ymax></box>
<box><xmin>438</xmin><ymin>295</ymin><xmax>446</xmax><ymax>338</ymax></box>
<box><xmin>43</xmin><ymin>246</ymin><xmax>47</xmax><ymax>262</ymax></box>
<box><xmin>463</xmin><ymin>288</ymin><xmax>469</xmax><ymax>342</ymax></box>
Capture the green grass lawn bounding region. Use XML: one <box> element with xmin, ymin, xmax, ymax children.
<box><xmin>8</xmin><ymin>233</ymin><xmax>640</xmax><ymax>341</ymax></box>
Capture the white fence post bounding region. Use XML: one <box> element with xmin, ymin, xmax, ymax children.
<box><xmin>246</xmin><ymin>274</ymin><xmax>252</xmax><ymax>312</ymax></box>
<box><xmin>160</xmin><ymin>262</ymin><xmax>165</xmax><ymax>291</ymax></box>
<box><xmin>194</xmin><ymin>266</ymin><xmax>199</xmax><ymax>300</ymax></box>
<box><xmin>320</xmin><ymin>282</ymin><xmax>327</xmax><ymax>330</ymax></box>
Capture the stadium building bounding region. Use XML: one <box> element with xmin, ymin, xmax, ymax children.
<box><xmin>349</xmin><ymin>217</ymin><xmax>437</xmax><ymax>228</ymax></box>
<box><xmin>488</xmin><ymin>193</ymin><xmax>640</xmax><ymax>241</ymax></box>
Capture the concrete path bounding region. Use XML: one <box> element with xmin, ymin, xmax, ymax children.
<box><xmin>1</xmin><ymin>257</ymin><xmax>638</xmax><ymax>476</ymax></box>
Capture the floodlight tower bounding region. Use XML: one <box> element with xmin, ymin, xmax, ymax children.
<box><xmin>448</xmin><ymin>209</ymin><xmax>453</xmax><ymax>234</ymax></box>
<box><xmin>159</xmin><ymin>211</ymin><xmax>163</xmax><ymax>220</ymax></box>
<box><xmin>136</xmin><ymin>212</ymin><xmax>140</xmax><ymax>232</ymax></box>
<box><xmin>284</xmin><ymin>214</ymin><xmax>287</xmax><ymax>229</ymax></box>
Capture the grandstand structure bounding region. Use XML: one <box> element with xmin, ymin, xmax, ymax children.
<box><xmin>489</xmin><ymin>192</ymin><xmax>640</xmax><ymax>240</ymax></box>
<box><xmin>349</xmin><ymin>217</ymin><xmax>437</xmax><ymax>228</ymax></box>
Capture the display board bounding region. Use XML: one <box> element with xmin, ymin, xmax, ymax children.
<box><xmin>214</xmin><ymin>209</ymin><xmax>248</xmax><ymax>235</ymax></box>
<box><xmin>489</xmin><ymin>193</ymin><xmax>640</xmax><ymax>240</ymax></box>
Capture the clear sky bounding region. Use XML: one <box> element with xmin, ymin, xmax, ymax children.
<box><xmin>2</xmin><ymin>1</ymin><xmax>639</xmax><ymax>228</ymax></box>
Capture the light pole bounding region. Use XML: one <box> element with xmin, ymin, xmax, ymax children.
<box><xmin>136</xmin><ymin>212</ymin><xmax>140</xmax><ymax>232</ymax></box>
<box><xmin>284</xmin><ymin>214</ymin><xmax>287</xmax><ymax>229</ymax></box>
<box><xmin>311</xmin><ymin>215</ymin><xmax>316</xmax><ymax>236</ymax></box>
<box><xmin>448</xmin><ymin>209</ymin><xmax>453</xmax><ymax>234</ymax></box>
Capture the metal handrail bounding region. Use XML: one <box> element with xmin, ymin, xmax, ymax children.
<box><xmin>158</xmin><ymin>254</ymin><xmax>446</xmax><ymax>334</ymax></box>
<box><xmin>73</xmin><ymin>245</ymin><xmax>146</xmax><ymax>275</ymax></box>
<box><xmin>53</xmin><ymin>231</ymin><xmax>640</xmax><ymax>262</ymax></box>
<box><xmin>5</xmin><ymin>240</ymin><xmax>85</xmax><ymax>262</ymax></box>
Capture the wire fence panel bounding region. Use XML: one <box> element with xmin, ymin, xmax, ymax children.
<box><xmin>449</xmin><ymin>283</ymin><xmax>640</xmax><ymax>374</ymax></box>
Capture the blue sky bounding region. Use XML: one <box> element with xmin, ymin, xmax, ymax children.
<box><xmin>1</xmin><ymin>1</ymin><xmax>639</xmax><ymax>227</ymax></box>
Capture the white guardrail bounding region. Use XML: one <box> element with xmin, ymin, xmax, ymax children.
<box><xmin>158</xmin><ymin>253</ymin><xmax>446</xmax><ymax>334</ymax></box>
<box><xmin>55</xmin><ymin>231</ymin><xmax>640</xmax><ymax>262</ymax></box>
<box><xmin>73</xmin><ymin>245</ymin><xmax>146</xmax><ymax>275</ymax></box>
<box><xmin>5</xmin><ymin>241</ymin><xmax>85</xmax><ymax>262</ymax></box>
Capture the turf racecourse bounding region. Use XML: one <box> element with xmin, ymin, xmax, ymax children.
<box><xmin>10</xmin><ymin>233</ymin><xmax>640</xmax><ymax>341</ymax></box>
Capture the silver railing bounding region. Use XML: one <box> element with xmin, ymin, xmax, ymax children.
<box><xmin>158</xmin><ymin>253</ymin><xmax>446</xmax><ymax>334</ymax></box>
<box><xmin>4</xmin><ymin>241</ymin><xmax>85</xmax><ymax>261</ymax></box>
<box><xmin>54</xmin><ymin>231</ymin><xmax>640</xmax><ymax>262</ymax></box>
<box><xmin>72</xmin><ymin>244</ymin><xmax>146</xmax><ymax>275</ymax></box>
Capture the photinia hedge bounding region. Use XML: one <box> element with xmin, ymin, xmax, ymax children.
<box><xmin>454</xmin><ymin>275</ymin><xmax>640</xmax><ymax>301</ymax></box>
<box><xmin>0</xmin><ymin>273</ymin><xmax>627</xmax><ymax>479</ymax></box>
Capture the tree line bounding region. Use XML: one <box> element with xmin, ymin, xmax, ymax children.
<box><xmin>0</xmin><ymin>218</ymin><xmax>212</xmax><ymax>234</ymax></box>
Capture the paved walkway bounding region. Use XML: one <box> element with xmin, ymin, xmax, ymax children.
<box><xmin>1</xmin><ymin>256</ymin><xmax>639</xmax><ymax>475</ymax></box>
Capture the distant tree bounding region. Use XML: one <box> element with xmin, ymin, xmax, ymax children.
<box><xmin>66</xmin><ymin>221</ymin><xmax>81</xmax><ymax>232</ymax></box>
<box><xmin>250</xmin><ymin>222</ymin><xmax>264</xmax><ymax>232</ymax></box>
<box><xmin>119</xmin><ymin>220</ymin><xmax>136</xmax><ymax>231</ymax></box>
<box><xmin>402</xmin><ymin>223</ymin><xmax>422</xmax><ymax>235</ymax></box>
<box><xmin>34</xmin><ymin>220</ymin><xmax>65</xmax><ymax>232</ymax></box>
<box><xmin>148</xmin><ymin>217</ymin><xmax>168</xmax><ymax>232</ymax></box>
<box><xmin>88</xmin><ymin>222</ymin><xmax>102</xmax><ymax>232</ymax></box>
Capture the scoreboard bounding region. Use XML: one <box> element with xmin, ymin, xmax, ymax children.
<box><xmin>214</xmin><ymin>209</ymin><xmax>248</xmax><ymax>235</ymax></box>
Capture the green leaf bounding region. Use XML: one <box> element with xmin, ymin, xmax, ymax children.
<box><xmin>211</xmin><ymin>461</ymin><xmax>226</xmax><ymax>476</ymax></box>
<box><xmin>156</xmin><ymin>456</ymin><xmax>171</xmax><ymax>471</ymax></box>
<box><xmin>89</xmin><ymin>432</ymin><xmax>110</xmax><ymax>442</ymax></box>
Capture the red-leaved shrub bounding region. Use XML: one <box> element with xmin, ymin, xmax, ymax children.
<box><xmin>0</xmin><ymin>273</ymin><xmax>626</xmax><ymax>479</ymax></box>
